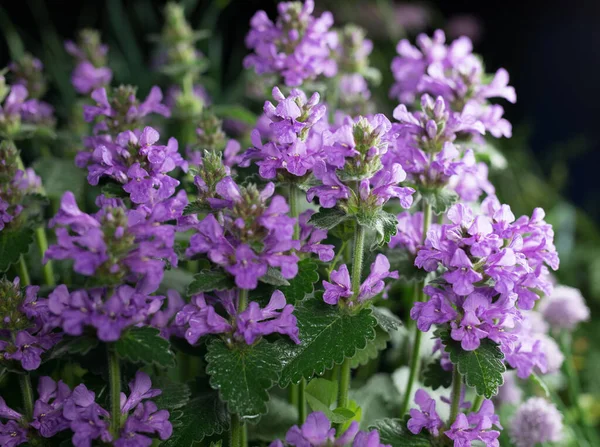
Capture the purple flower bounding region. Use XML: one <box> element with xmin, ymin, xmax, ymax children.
<box><xmin>509</xmin><ymin>398</ymin><xmax>563</xmax><ymax>447</ymax></box>
<box><xmin>63</xmin><ymin>384</ymin><xmax>112</xmax><ymax>447</ymax></box>
<box><xmin>445</xmin><ymin>413</ymin><xmax>499</xmax><ymax>447</ymax></box>
<box><xmin>31</xmin><ymin>377</ymin><xmax>71</xmax><ymax>438</ymax></box>
<box><xmin>323</xmin><ymin>264</ymin><xmax>352</xmax><ymax>305</ymax></box>
<box><xmin>444</xmin><ymin>249</ymin><xmax>482</xmax><ymax>296</ymax></box>
<box><xmin>244</xmin><ymin>0</ymin><xmax>338</xmax><ymax>86</ymax></box>
<box><xmin>299</xmin><ymin>210</ymin><xmax>335</xmax><ymax>262</ymax></box>
<box><xmin>407</xmin><ymin>389</ymin><xmax>443</xmax><ymax>436</ymax></box>
<box><xmin>71</xmin><ymin>61</ymin><xmax>112</xmax><ymax>95</ymax></box>
<box><xmin>539</xmin><ymin>285</ymin><xmax>590</xmax><ymax>331</ymax></box>
<box><xmin>177</xmin><ymin>294</ymin><xmax>233</xmax><ymax>345</ymax></box>
<box><xmin>389</xmin><ymin>211</ymin><xmax>423</xmax><ymax>254</ymax></box>
<box><xmin>0</xmin><ymin>397</ymin><xmax>22</xmax><ymax>421</ymax></box>
<box><xmin>0</xmin><ymin>421</ymin><xmax>28</xmax><ymax>447</ymax></box>
<box><xmin>358</xmin><ymin>255</ymin><xmax>399</xmax><ymax>302</ymax></box>
<box><xmin>410</xmin><ymin>286</ymin><xmax>458</xmax><ymax>332</ymax></box>
<box><xmin>450</xmin><ymin>293</ymin><xmax>489</xmax><ymax>351</ymax></box>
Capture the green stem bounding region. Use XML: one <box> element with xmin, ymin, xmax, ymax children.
<box><xmin>399</xmin><ymin>202</ymin><xmax>432</xmax><ymax>416</ymax></box>
<box><xmin>288</xmin><ymin>184</ymin><xmax>301</xmax><ymax>241</ymax></box>
<box><xmin>241</xmin><ymin>422</ymin><xmax>248</xmax><ymax>447</ymax></box>
<box><xmin>108</xmin><ymin>347</ymin><xmax>122</xmax><ymax>437</ymax></box>
<box><xmin>35</xmin><ymin>227</ymin><xmax>55</xmax><ymax>286</ymax></box>
<box><xmin>448</xmin><ymin>367</ymin><xmax>463</xmax><ymax>425</ymax></box>
<box><xmin>471</xmin><ymin>394</ymin><xmax>484</xmax><ymax>413</ymax></box>
<box><xmin>238</xmin><ymin>289</ymin><xmax>249</xmax><ymax>313</ymax></box>
<box><xmin>298</xmin><ymin>379</ymin><xmax>307</xmax><ymax>423</ymax></box>
<box><xmin>19</xmin><ymin>374</ymin><xmax>34</xmax><ymax>420</ymax></box>
<box><xmin>350</xmin><ymin>225</ymin><xmax>366</xmax><ymax>297</ymax></box>
<box><xmin>337</xmin><ymin>359</ymin><xmax>351</xmax><ymax>409</ymax></box>
<box><xmin>230</xmin><ymin>414</ymin><xmax>241</xmax><ymax>447</ymax></box>
<box><xmin>17</xmin><ymin>256</ymin><xmax>31</xmax><ymax>286</ymax></box>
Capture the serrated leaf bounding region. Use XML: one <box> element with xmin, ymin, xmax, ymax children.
<box><xmin>371</xmin><ymin>211</ymin><xmax>398</xmax><ymax>249</ymax></box>
<box><xmin>163</xmin><ymin>393</ymin><xmax>229</xmax><ymax>447</ymax></box>
<box><xmin>183</xmin><ymin>201</ymin><xmax>212</xmax><ymax>216</ymax></box>
<box><xmin>249</xmin><ymin>396</ymin><xmax>298</xmax><ymax>442</ymax></box>
<box><xmin>187</xmin><ymin>270</ymin><xmax>235</xmax><ymax>294</ymax></box>
<box><xmin>0</xmin><ymin>226</ymin><xmax>34</xmax><ymax>272</ymax></box>
<box><xmin>372</xmin><ymin>307</ymin><xmax>402</xmax><ymax>333</ymax></box>
<box><xmin>206</xmin><ymin>339</ymin><xmax>282</xmax><ymax>420</ymax></box>
<box><xmin>279</xmin><ymin>259</ymin><xmax>319</xmax><ymax>303</ymax></box>
<box><xmin>114</xmin><ymin>327</ymin><xmax>176</xmax><ymax>368</ymax></box>
<box><xmin>33</xmin><ymin>157</ymin><xmax>86</xmax><ymax>200</ymax></box>
<box><xmin>308</xmin><ymin>207</ymin><xmax>348</xmax><ymax>230</ymax></box>
<box><xmin>369</xmin><ymin>418</ymin><xmax>433</xmax><ymax>447</ymax></box>
<box><xmin>48</xmin><ymin>336</ymin><xmax>99</xmax><ymax>360</ymax></box>
<box><xmin>423</xmin><ymin>358</ymin><xmax>452</xmax><ymax>390</ymax></box>
<box><xmin>349</xmin><ymin>326</ymin><xmax>390</xmax><ymax>368</ymax></box>
<box><xmin>260</xmin><ymin>268</ymin><xmax>290</xmax><ymax>287</ymax></box>
<box><xmin>351</xmin><ymin>375</ymin><xmax>401</xmax><ymax>429</ymax></box>
<box><xmin>277</xmin><ymin>295</ymin><xmax>377</xmax><ymax>386</ymax></box>
<box><xmin>386</xmin><ymin>249</ymin><xmax>428</xmax><ymax>283</ymax></box>
<box><xmin>152</xmin><ymin>379</ymin><xmax>191</xmax><ymax>411</ymax></box>
<box><xmin>441</xmin><ymin>331</ymin><xmax>505</xmax><ymax>398</ymax></box>
<box><xmin>419</xmin><ymin>188</ymin><xmax>458</xmax><ymax>215</ymax></box>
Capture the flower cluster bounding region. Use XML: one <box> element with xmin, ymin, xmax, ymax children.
<box><xmin>242</xmin><ymin>86</ymin><xmax>327</xmax><ymax>182</ymax></box>
<box><xmin>65</xmin><ymin>29</ymin><xmax>113</xmax><ymax>95</ymax></box>
<box><xmin>176</xmin><ymin>289</ymin><xmax>299</xmax><ymax>345</ymax></box>
<box><xmin>8</xmin><ymin>53</ymin><xmax>48</xmax><ymax>99</ymax></box>
<box><xmin>412</xmin><ymin>199</ymin><xmax>558</xmax><ymax>356</ymax></box>
<box><xmin>76</xmin><ymin>126</ymin><xmax>187</xmax><ymax>206</ymax></box>
<box><xmin>0</xmin><ymin>80</ymin><xmax>54</xmax><ymax>136</ymax></box>
<box><xmin>187</xmin><ymin>176</ymin><xmax>298</xmax><ymax>289</ymax></box>
<box><xmin>299</xmin><ymin>210</ymin><xmax>335</xmax><ymax>261</ymax></box>
<box><xmin>539</xmin><ymin>284</ymin><xmax>590</xmax><ymax>331</ymax></box>
<box><xmin>390</xmin><ymin>29</ymin><xmax>516</xmax><ymax>137</ymax></box>
<box><xmin>0</xmin><ymin>278</ymin><xmax>59</xmax><ymax>371</ymax></box>
<box><xmin>46</xmin><ymin>191</ymin><xmax>181</xmax><ymax>293</ymax></box>
<box><xmin>270</xmin><ymin>411</ymin><xmax>390</xmax><ymax>447</ymax></box>
<box><xmin>244</xmin><ymin>0</ymin><xmax>338</xmax><ymax>86</ymax></box>
<box><xmin>323</xmin><ymin>254</ymin><xmax>398</xmax><ymax>305</ymax></box>
<box><xmin>408</xmin><ymin>389</ymin><xmax>501</xmax><ymax>446</ymax></box>
<box><xmin>509</xmin><ymin>397</ymin><xmax>563</xmax><ymax>447</ymax></box>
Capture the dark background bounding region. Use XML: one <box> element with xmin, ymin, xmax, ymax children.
<box><xmin>1</xmin><ymin>0</ymin><xmax>600</xmax><ymax>222</ymax></box>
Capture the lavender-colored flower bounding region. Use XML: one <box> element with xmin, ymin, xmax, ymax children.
<box><xmin>539</xmin><ymin>285</ymin><xmax>590</xmax><ymax>331</ymax></box>
<box><xmin>71</xmin><ymin>61</ymin><xmax>113</xmax><ymax>95</ymax></box>
<box><xmin>444</xmin><ymin>407</ymin><xmax>501</xmax><ymax>447</ymax></box>
<box><xmin>299</xmin><ymin>210</ymin><xmax>335</xmax><ymax>262</ymax></box>
<box><xmin>495</xmin><ymin>370</ymin><xmax>522</xmax><ymax>405</ymax></box>
<box><xmin>323</xmin><ymin>264</ymin><xmax>352</xmax><ymax>305</ymax></box>
<box><xmin>0</xmin><ymin>420</ymin><xmax>28</xmax><ymax>447</ymax></box>
<box><xmin>8</xmin><ymin>53</ymin><xmax>47</xmax><ymax>99</ymax></box>
<box><xmin>65</xmin><ymin>29</ymin><xmax>113</xmax><ymax>94</ymax></box>
<box><xmin>410</xmin><ymin>286</ymin><xmax>458</xmax><ymax>332</ymax></box>
<box><xmin>244</xmin><ymin>0</ymin><xmax>338</xmax><ymax>86</ymax></box>
<box><xmin>48</xmin><ymin>284</ymin><xmax>164</xmax><ymax>342</ymax></box>
<box><xmin>407</xmin><ymin>389</ymin><xmax>443</xmax><ymax>436</ymax></box>
<box><xmin>63</xmin><ymin>383</ymin><xmax>112</xmax><ymax>447</ymax></box>
<box><xmin>0</xmin><ymin>83</ymin><xmax>55</xmax><ymax>134</ymax></box>
<box><xmin>31</xmin><ymin>376</ymin><xmax>72</xmax><ymax>438</ymax></box>
<box><xmin>389</xmin><ymin>211</ymin><xmax>423</xmax><ymax>253</ymax></box>
<box><xmin>175</xmin><ymin>289</ymin><xmax>299</xmax><ymax>346</ymax></box>
<box><xmin>509</xmin><ymin>398</ymin><xmax>563</xmax><ymax>447</ymax></box>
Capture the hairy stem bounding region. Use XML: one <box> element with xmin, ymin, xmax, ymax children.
<box><xmin>399</xmin><ymin>201</ymin><xmax>432</xmax><ymax>416</ymax></box>
<box><xmin>230</xmin><ymin>414</ymin><xmax>241</xmax><ymax>447</ymax></box>
<box><xmin>108</xmin><ymin>347</ymin><xmax>122</xmax><ymax>437</ymax></box>
<box><xmin>19</xmin><ymin>374</ymin><xmax>34</xmax><ymax>420</ymax></box>
<box><xmin>238</xmin><ymin>288</ymin><xmax>249</xmax><ymax>313</ymax></box>
<box><xmin>448</xmin><ymin>367</ymin><xmax>463</xmax><ymax>426</ymax></box>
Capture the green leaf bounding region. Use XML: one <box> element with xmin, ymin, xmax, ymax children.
<box><xmin>419</xmin><ymin>188</ymin><xmax>459</xmax><ymax>215</ymax></box>
<box><xmin>48</xmin><ymin>336</ymin><xmax>99</xmax><ymax>359</ymax></box>
<box><xmin>441</xmin><ymin>331</ymin><xmax>505</xmax><ymax>398</ymax></box>
<box><xmin>206</xmin><ymin>338</ymin><xmax>282</xmax><ymax>420</ymax></box>
<box><xmin>187</xmin><ymin>270</ymin><xmax>235</xmax><ymax>294</ymax></box>
<box><xmin>114</xmin><ymin>327</ymin><xmax>176</xmax><ymax>368</ymax></box>
<box><xmin>308</xmin><ymin>207</ymin><xmax>348</xmax><ymax>230</ymax></box>
<box><xmin>423</xmin><ymin>358</ymin><xmax>452</xmax><ymax>390</ymax></box>
<box><xmin>0</xmin><ymin>226</ymin><xmax>34</xmax><ymax>272</ymax></box>
<box><xmin>369</xmin><ymin>418</ymin><xmax>433</xmax><ymax>447</ymax></box>
<box><xmin>386</xmin><ymin>249</ymin><xmax>428</xmax><ymax>283</ymax></box>
<box><xmin>530</xmin><ymin>372</ymin><xmax>551</xmax><ymax>398</ymax></box>
<box><xmin>279</xmin><ymin>259</ymin><xmax>319</xmax><ymax>303</ymax></box>
<box><xmin>163</xmin><ymin>393</ymin><xmax>229</xmax><ymax>447</ymax></box>
<box><xmin>249</xmin><ymin>396</ymin><xmax>298</xmax><ymax>442</ymax></box>
<box><xmin>371</xmin><ymin>211</ymin><xmax>398</xmax><ymax>249</ymax></box>
<box><xmin>372</xmin><ymin>307</ymin><xmax>402</xmax><ymax>333</ymax></box>
<box><xmin>212</xmin><ymin>105</ymin><xmax>257</xmax><ymax>125</ymax></box>
<box><xmin>259</xmin><ymin>268</ymin><xmax>290</xmax><ymax>287</ymax></box>
<box><xmin>183</xmin><ymin>201</ymin><xmax>212</xmax><ymax>216</ymax></box>
<box><xmin>100</xmin><ymin>182</ymin><xmax>128</xmax><ymax>198</ymax></box>
<box><xmin>305</xmin><ymin>378</ymin><xmax>355</xmax><ymax>423</ymax></box>
<box><xmin>277</xmin><ymin>295</ymin><xmax>377</xmax><ymax>386</ymax></box>
<box><xmin>351</xmin><ymin>374</ymin><xmax>401</xmax><ymax>429</ymax></box>
<box><xmin>152</xmin><ymin>379</ymin><xmax>191</xmax><ymax>411</ymax></box>
<box><xmin>349</xmin><ymin>325</ymin><xmax>390</xmax><ymax>368</ymax></box>
<box><xmin>33</xmin><ymin>157</ymin><xmax>86</xmax><ymax>200</ymax></box>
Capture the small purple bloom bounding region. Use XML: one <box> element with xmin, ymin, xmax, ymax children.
<box><xmin>407</xmin><ymin>389</ymin><xmax>443</xmax><ymax>436</ymax></box>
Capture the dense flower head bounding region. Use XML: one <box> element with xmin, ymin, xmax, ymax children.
<box><xmin>538</xmin><ymin>284</ymin><xmax>590</xmax><ymax>331</ymax></box>
<box><xmin>175</xmin><ymin>289</ymin><xmax>299</xmax><ymax>345</ymax></box>
<box><xmin>0</xmin><ymin>81</ymin><xmax>55</xmax><ymax>136</ymax></box>
<box><xmin>48</xmin><ymin>283</ymin><xmax>165</xmax><ymax>342</ymax></box>
<box><xmin>65</xmin><ymin>28</ymin><xmax>113</xmax><ymax>94</ymax></box>
<box><xmin>0</xmin><ymin>397</ymin><xmax>28</xmax><ymax>447</ymax></box>
<box><xmin>83</xmin><ymin>85</ymin><xmax>170</xmax><ymax>135</ymax></box>
<box><xmin>186</xmin><ymin>176</ymin><xmax>299</xmax><ymax>289</ymax></box>
<box><xmin>242</xmin><ymin>86</ymin><xmax>327</xmax><ymax>181</ymax></box>
<box><xmin>8</xmin><ymin>53</ymin><xmax>48</xmax><ymax>99</ymax></box>
<box><xmin>412</xmin><ymin>199</ymin><xmax>558</xmax><ymax>354</ymax></box>
<box><xmin>509</xmin><ymin>398</ymin><xmax>563</xmax><ymax>447</ymax></box>
<box><xmin>244</xmin><ymin>0</ymin><xmax>338</xmax><ymax>86</ymax></box>
<box><xmin>75</xmin><ymin>126</ymin><xmax>186</xmax><ymax>205</ymax></box>
<box><xmin>0</xmin><ymin>277</ymin><xmax>60</xmax><ymax>371</ymax></box>
<box><xmin>390</xmin><ymin>29</ymin><xmax>515</xmax><ymax>137</ymax></box>
<box><xmin>270</xmin><ymin>411</ymin><xmax>390</xmax><ymax>447</ymax></box>
<box><xmin>323</xmin><ymin>254</ymin><xmax>398</xmax><ymax>305</ymax></box>
<box><xmin>46</xmin><ymin>191</ymin><xmax>182</xmax><ymax>293</ymax></box>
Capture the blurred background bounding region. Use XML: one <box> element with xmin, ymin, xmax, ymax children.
<box><xmin>1</xmin><ymin>0</ymin><xmax>600</xmax><ymax>422</ymax></box>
